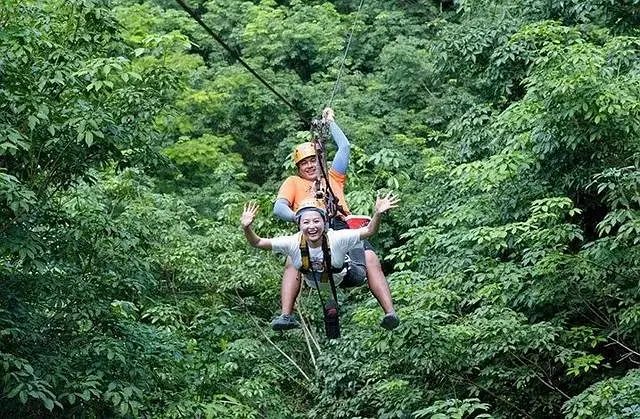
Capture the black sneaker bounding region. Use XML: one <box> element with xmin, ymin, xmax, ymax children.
<box><xmin>271</xmin><ymin>313</ymin><xmax>300</xmax><ymax>331</ymax></box>
<box><xmin>380</xmin><ymin>312</ymin><xmax>400</xmax><ymax>330</ymax></box>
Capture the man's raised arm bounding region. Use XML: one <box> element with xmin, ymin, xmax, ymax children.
<box><xmin>324</xmin><ymin>107</ymin><xmax>350</xmax><ymax>176</ymax></box>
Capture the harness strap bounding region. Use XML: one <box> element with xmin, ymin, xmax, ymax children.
<box><xmin>299</xmin><ymin>234</ymin><xmax>340</xmax><ymax>304</ymax></box>
<box><xmin>321</xmin><ymin>232</ymin><xmax>340</xmax><ymax>305</ymax></box>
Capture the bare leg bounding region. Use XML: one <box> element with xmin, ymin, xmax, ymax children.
<box><xmin>281</xmin><ymin>257</ymin><xmax>301</xmax><ymax>314</ymax></box>
<box><xmin>364</xmin><ymin>249</ymin><xmax>395</xmax><ymax>314</ymax></box>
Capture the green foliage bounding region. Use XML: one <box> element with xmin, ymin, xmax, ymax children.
<box><xmin>2</xmin><ymin>0</ymin><xmax>640</xmax><ymax>417</ymax></box>
<box><xmin>242</xmin><ymin>0</ymin><xmax>345</xmax><ymax>81</ymax></box>
<box><xmin>163</xmin><ymin>134</ymin><xmax>246</xmax><ymax>186</ymax></box>
<box><xmin>414</xmin><ymin>398</ymin><xmax>492</xmax><ymax>419</ymax></box>
<box><xmin>563</xmin><ymin>369</ymin><xmax>640</xmax><ymax>418</ymax></box>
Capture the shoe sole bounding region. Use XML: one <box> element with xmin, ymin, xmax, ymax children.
<box><xmin>272</xmin><ymin>322</ymin><xmax>300</xmax><ymax>331</ymax></box>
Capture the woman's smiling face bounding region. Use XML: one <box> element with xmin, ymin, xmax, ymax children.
<box><xmin>298</xmin><ymin>210</ymin><xmax>325</xmax><ymax>243</ymax></box>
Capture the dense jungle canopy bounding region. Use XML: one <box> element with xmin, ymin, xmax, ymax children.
<box><xmin>1</xmin><ymin>0</ymin><xmax>640</xmax><ymax>417</ymax></box>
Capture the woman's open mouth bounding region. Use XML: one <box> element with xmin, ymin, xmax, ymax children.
<box><xmin>305</xmin><ymin>227</ymin><xmax>321</xmax><ymax>238</ymax></box>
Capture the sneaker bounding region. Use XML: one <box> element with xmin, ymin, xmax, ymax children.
<box><xmin>271</xmin><ymin>313</ymin><xmax>300</xmax><ymax>331</ymax></box>
<box><xmin>380</xmin><ymin>312</ymin><xmax>400</xmax><ymax>330</ymax></box>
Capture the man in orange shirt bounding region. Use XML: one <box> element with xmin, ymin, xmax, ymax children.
<box><xmin>271</xmin><ymin>108</ymin><xmax>399</xmax><ymax>331</ymax></box>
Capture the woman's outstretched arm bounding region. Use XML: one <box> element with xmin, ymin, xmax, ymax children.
<box><xmin>241</xmin><ymin>203</ymin><xmax>273</xmax><ymax>250</ymax></box>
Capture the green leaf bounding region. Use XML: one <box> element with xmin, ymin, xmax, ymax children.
<box><xmin>28</xmin><ymin>115</ymin><xmax>38</xmax><ymax>130</ymax></box>
<box><xmin>120</xmin><ymin>401</ymin><xmax>129</xmax><ymax>415</ymax></box>
<box><xmin>85</xmin><ymin>130</ymin><xmax>94</xmax><ymax>147</ymax></box>
<box><xmin>80</xmin><ymin>390</ymin><xmax>91</xmax><ymax>401</ymax></box>
<box><xmin>43</xmin><ymin>398</ymin><xmax>54</xmax><ymax>411</ymax></box>
<box><xmin>6</xmin><ymin>383</ymin><xmax>24</xmax><ymax>398</ymax></box>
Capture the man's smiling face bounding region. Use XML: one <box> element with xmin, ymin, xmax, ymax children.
<box><xmin>297</xmin><ymin>155</ymin><xmax>318</xmax><ymax>180</ymax></box>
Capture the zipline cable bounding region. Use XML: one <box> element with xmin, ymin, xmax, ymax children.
<box><xmin>174</xmin><ymin>0</ymin><xmax>310</xmax><ymax>125</ymax></box>
<box><xmin>318</xmin><ymin>0</ymin><xmax>366</xmax><ymax>219</ymax></box>
<box><xmin>328</xmin><ymin>0</ymin><xmax>366</xmax><ymax>107</ymax></box>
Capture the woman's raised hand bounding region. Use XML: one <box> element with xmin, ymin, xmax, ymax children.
<box><xmin>240</xmin><ymin>202</ymin><xmax>259</xmax><ymax>228</ymax></box>
<box><xmin>375</xmin><ymin>192</ymin><xmax>400</xmax><ymax>214</ymax></box>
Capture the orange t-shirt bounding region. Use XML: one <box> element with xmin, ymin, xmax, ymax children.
<box><xmin>277</xmin><ymin>168</ymin><xmax>351</xmax><ymax>214</ymax></box>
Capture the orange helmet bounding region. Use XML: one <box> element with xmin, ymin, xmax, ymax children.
<box><xmin>293</xmin><ymin>142</ymin><xmax>316</xmax><ymax>165</ymax></box>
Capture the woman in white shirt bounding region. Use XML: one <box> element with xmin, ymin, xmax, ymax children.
<box><xmin>240</xmin><ymin>192</ymin><xmax>400</xmax><ymax>331</ymax></box>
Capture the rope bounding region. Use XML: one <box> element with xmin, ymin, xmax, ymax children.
<box><xmin>174</xmin><ymin>0</ymin><xmax>309</xmax><ymax>125</ymax></box>
<box><xmin>328</xmin><ymin>0</ymin><xmax>366</xmax><ymax>107</ymax></box>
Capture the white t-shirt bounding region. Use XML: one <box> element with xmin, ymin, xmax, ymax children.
<box><xmin>271</xmin><ymin>229</ymin><xmax>364</xmax><ymax>288</ymax></box>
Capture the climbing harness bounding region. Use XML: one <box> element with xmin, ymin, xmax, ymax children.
<box><xmin>302</xmin><ymin>0</ymin><xmax>369</xmax><ymax>332</ymax></box>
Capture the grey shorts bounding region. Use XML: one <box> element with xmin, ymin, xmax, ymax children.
<box><xmin>331</xmin><ymin>217</ymin><xmax>371</xmax><ymax>288</ymax></box>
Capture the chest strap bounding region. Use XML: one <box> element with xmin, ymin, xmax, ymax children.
<box><xmin>299</xmin><ymin>234</ymin><xmax>344</xmax><ymax>279</ymax></box>
<box><xmin>299</xmin><ymin>233</ymin><xmax>340</xmax><ymax>306</ymax></box>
